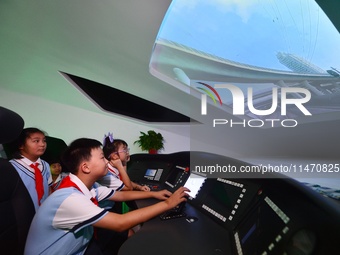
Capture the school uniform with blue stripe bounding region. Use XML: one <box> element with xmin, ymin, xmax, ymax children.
<box><xmin>24</xmin><ymin>174</ymin><xmax>114</xmax><ymax>255</ymax></box>
<box><xmin>10</xmin><ymin>158</ymin><xmax>51</xmax><ymax>211</ymax></box>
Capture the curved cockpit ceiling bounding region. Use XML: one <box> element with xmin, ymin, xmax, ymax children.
<box><xmin>150</xmin><ymin>0</ymin><xmax>340</xmax><ymax>125</ymax></box>
<box><xmin>1</xmin><ymin>0</ymin><xmax>340</xmax><ymax>159</ymax></box>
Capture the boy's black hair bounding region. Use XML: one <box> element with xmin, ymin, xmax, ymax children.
<box><xmin>61</xmin><ymin>138</ymin><xmax>102</xmax><ymax>174</ymax></box>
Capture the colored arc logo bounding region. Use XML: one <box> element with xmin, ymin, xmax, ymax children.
<box><xmin>197</xmin><ymin>82</ymin><xmax>223</xmax><ymax>106</ymax></box>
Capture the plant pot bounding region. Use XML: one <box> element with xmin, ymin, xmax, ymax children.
<box><xmin>148</xmin><ymin>149</ymin><xmax>158</xmax><ymax>154</ymax></box>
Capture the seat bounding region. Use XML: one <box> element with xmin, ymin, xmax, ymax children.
<box><xmin>0</xmin><ymin>106</ymin><xmax>35</xmax><ymax>255</ymax></box>
<box><xmin>0</xmin><ymin>159</ymin><xmax>35</xmax><ymax>255</ymax></box>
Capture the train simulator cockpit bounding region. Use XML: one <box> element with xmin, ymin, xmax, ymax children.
<box><xmin>119</xmin><ymin>152</ymin><xmax>340</xmax><ymax>255</ymax></box>
<box><xmin>1</xmin><ymin>0</ymin><xmax>340</xmax><ymax>255</ymax></box>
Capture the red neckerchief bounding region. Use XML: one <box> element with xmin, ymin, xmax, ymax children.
<box><xmin>57</xmin><ymin>175</ymin><xmax>99</xmax><ymax>237</ymax></box>
<box><xmin>58</xmin><ymin>176</ymin><xmax>98</xmax><ymax>205</ymax></box>
<box><xmin>58</xmin><ymin>175</ymin><xmax>82</xmax><ymax>192</ymax></box>
<box><xmin>29</xmin><ymin>162</ymin><xmax>44</xmax><ymax>205</ymax></box>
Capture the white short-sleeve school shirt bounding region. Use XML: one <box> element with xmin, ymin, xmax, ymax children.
<box><xmin>10</xmin><ymin>157</ymin><xmax>52</xmax><ymax>211</ymax></box>
<box><xmin>97</xmin><ymin>164</ymin><xmax>125</xmax><ymax>191</ymax></box>
<box><xmin>24</xmin><ymin>173</ymin><xmax>114</xmax><ymax>255</ymax></box>
<box><xmin>96</xmin><ymin>164</ymin><xmax>124</xmax><ymax>209</ymax></box>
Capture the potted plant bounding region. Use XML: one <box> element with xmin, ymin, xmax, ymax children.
<box><xmin>134</xmin><ymin>130</ymin><xmax>164</xmax><ymax>154</ymax></box>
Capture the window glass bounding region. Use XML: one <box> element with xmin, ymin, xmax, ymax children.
<box><xmin>150</xmin><ymin>0</ymin><xmax>340</xmax><ymax>119</ymax></box>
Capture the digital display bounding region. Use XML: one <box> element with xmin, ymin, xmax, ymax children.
<box><xmin>143</xmin><ymin>168</ymin><xmax>163</xmax><ymax>181</ymax></box>
<box><xmin>164</xmin><ymin>165</ymin><xmax>188</xmax><ymax>190</ymax></box>
<box><xmin>201</xmin><ymin>178</ymin><xmax>246</xmax><ymax>224</ymax></box>
<box><xmin>210</xmin><ymin>182</ymin><xmax>240</xmax><ymax>210</ymax></box>
<box><xmin>144</xmin><ymin>169</ymin><xmax>157</xmax><ymax>179</ymax></box>
<box><xmin>184</xmin><ymin>172</ymin><xmax>206</xmax><ymax>199</ymax></box>
<box><xmin>234</xmin><ymin>196</ymin><xmax>289</xmax><ymax>255</ymax></box>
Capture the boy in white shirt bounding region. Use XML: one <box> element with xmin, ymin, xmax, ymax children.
<box><xmin>25</xmin><ymin>138</ymin><xmax>189</xmax><ymax>255</ymax></box>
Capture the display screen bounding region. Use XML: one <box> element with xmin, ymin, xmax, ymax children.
<box><xmin>144</xmin><ymin>169</ymin><xmax>157</xmax><ymax>180</ymax></box>
<box><xmin>164</xmin><ymin>165</ymin><xmax>188</xmax><ymax>190</ymax></box>
<box><xmin>143</xmin><ymin>168</ymin><xmax>163</xmax><ymax>181</ymax></box>
<box><xmin>235</xmin><ymin>196</ymin><xmax>289</xmax><ymax>254</ymax></box>
<box><xmin>184</xmin><ymin>172</ymin><xmax>206</xmax><ymax>199</ymax></box>
<box><xmin>210</xmin><ymin>182</ymin><xmax>240</xmax><ymax>210</ymax></box>
<box><xmin>205</xmin><ymin>179</ymin><xmax>243</xmax><ymax>215</ymax></box>
<box><xmin>201</xmin><ymin>178</ymin><xmax>247</xmax><ymax>224</ymax></box>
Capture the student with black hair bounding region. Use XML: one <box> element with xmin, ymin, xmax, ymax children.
<box><xmin>9</xmin><ymin>127</ymin><xmax>52</xmax><ymax>211</ymax></box>
<box><xmin>48</xmin><ymin>158</ymin><xmax>68</xmax><ymax>193</ymax></box>
<box><xmin>25</xmin><ymin>137</ymin><xmax>189</xmax><ymax>255</ymax></box>
<box><xmin>98</xmin><ymin>133</ymin><xmax>150</xmax><ymax>192</ymax></box>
